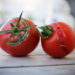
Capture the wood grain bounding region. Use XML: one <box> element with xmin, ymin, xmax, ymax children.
<box><xmin>0</xmin><ymin>65</ymin><xmax>75</xmax><ymax>75</ymax></box>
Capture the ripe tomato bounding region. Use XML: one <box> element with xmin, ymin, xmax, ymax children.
<box><xmin>41</xmin><ymin>22</ymin><xmax>75</xmax><ymax>58</ymax></box>
<box><xmin>0</xmin><ymin>13</ymin><xmax>40</xmax><ymax>56</ymax></box>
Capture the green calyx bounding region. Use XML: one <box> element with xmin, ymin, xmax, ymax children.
<box><xmin>0</xmin><ymin>11</ymin><xmax>53</xmax><ymax>45</ymax></box>
<box><xmin>36</xmin><ymin>25</ymin><xmax>53</xmax><ymax>39</ymax></box>
<box><xmin>0</xmin><ymin>12</ymin><xmax>36</xmax><ymax>46</ymax></box>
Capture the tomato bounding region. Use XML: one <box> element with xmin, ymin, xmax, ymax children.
<box><xmin>41</xmin><ymin>22</ymin><xmax>75</xmax><ymax>58</ymax></box>
<box><xmin>0</xmin><ymin>13</ymin><xmax>40</xmax><ymax>56</ymax></box>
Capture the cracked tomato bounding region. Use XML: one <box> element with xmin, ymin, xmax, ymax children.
<box><xmin>41</xmin><ymin>22</ymin><xmax>75</xmax><ymax>58</ymax></box>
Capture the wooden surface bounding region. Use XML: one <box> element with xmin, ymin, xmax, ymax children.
<box><xmin>0</xmin><ymin>43</ymin><xmax>75</xmax><ymax>75</ymax></box>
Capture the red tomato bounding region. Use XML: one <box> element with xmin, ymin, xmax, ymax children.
<box><xmin>0</xmin><ymin>16</ymin><xmax>40</xmax><ymax>56</ymax></box>
<box><xmin>41</xmin><ymin>22</ymin><xmax>75</xmax><ymax>58</ymax></box>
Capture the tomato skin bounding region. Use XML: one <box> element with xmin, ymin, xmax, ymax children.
<box><xmin>41</xmin><ymin>22</ymin><xmax>75</xmax><ymax>58</ymax></box>
<box><xmin>0</xmin><ymin>18</ymin><xmax>40</xmax><ymax>56</ymax></box>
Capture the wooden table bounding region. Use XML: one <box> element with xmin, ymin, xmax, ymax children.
<box><xmin>0</xmin><ymin>42</ymin><xmax>75</xmax><ymax>75</ymax></box>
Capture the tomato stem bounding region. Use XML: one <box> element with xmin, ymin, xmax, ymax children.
<box><xmin>10</xmin><ymin>23</ymin><xmax>14</xmax><ymax>29</ymax></box>
<box><xmin>16</xmin><ymin>11</ymin><xmax>23</xmax><ymax>27</ymax></box>
<box><xmin>36</xmin><ymin>25</ymin><xmax>53</xmax><ymax>39</ymax></box>
<box><xmin>0</xmin><ymin>30</ymin><xmax>13</xmax><ymax>33</ymax></box>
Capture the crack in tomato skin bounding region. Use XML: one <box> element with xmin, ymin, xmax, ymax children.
<box><xmin>41</xmin><ymin>22</ymin><xmax>75</xmax><ymax>58</ymax></box>
<box><xmin>56</xmin><ymin>23</ymin><xmax>68</xmax><ymax>53</ymax></box>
